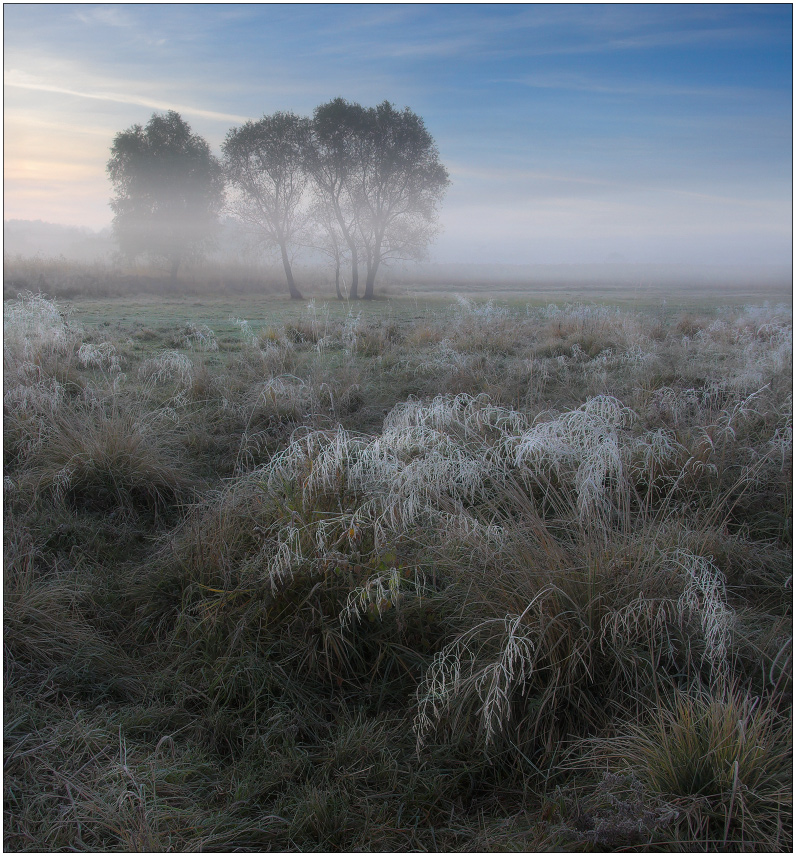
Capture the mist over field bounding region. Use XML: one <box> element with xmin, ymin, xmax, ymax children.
<box><xmin>4</xmin><ymin>218</ymin><xmax>791</xmax><ymax>307</ymax></box>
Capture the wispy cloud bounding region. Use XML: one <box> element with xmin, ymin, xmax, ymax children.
<box><xmin>72</xmin><ymin>6</ymin><xmax>168</xmax><ymax>48</ymax></box>
<box><xmin>502</xmin><ymin>73</ymin><xmax>766</xmax><ymax>100</ymax></box>
<box><xmin>312</xmin><ymin>8</ymin><xmax>775</xmax><ymax>65</ymax></box>
<box><xmin>73</xmin><ymin>6</ymin><xmax>134</xmax><ymax>29</ymax></box>
<box><xmin>600</xmin><ymin>24</ymin><xmax>776</xmax><ymax>52</ymax></box>
<box><xmin>378</xmin><ymin>37</ymin><xmax>478</xmax><ymax>60</ymax></box>
<box><xmin>4</xmin><ymin>72</ymin><xmax>248</xmax><ymax>123</ymax></box>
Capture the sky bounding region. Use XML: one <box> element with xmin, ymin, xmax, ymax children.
<box><xmin>3</xmin><ymin>2</ymin><xmax>793</xmax><ymax>266</ymax></box>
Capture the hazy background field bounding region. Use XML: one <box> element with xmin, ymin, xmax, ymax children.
<box><xmin>4</xmin><ymin>218</ymin><xmax>791</xmax><ymax>312</ymax></box>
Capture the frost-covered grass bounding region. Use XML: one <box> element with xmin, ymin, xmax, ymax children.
<box><xmin>4</xmin><ymin>292</ymin><xmax>791</xmax><ymax>851</ymax></box>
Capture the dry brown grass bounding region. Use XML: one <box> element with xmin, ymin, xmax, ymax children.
<box><xmin>4</xmin><ymin>292</ymin><xmax>791</xmax><ymax>851</ymax></box>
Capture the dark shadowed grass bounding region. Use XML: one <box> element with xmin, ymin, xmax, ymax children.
<box><xmin>16</xmin><ymin>395</ymin><xmax>197</xmax><ymax>519</ymax></box>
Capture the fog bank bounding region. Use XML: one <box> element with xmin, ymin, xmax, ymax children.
<box><xmin>5</xmin><ymin>219</ymin><xmax>791</xmax><ymax>305</ymax></box>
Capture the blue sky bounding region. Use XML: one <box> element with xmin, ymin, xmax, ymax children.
<box><xmin>4</xmin><ymin>3</ymin><xmax>792</xmax><ymax>265</ymax></box>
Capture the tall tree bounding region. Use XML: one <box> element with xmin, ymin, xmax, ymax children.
<box><xmin>307</xmin><ymin>98</ymin><xmax>367</xmax><ymax>299</ymax></box>
<box><xmin>223</xmin><ymin>112</ymin><xmax>311</xmax><ymax>300</ymax></box>
<box><xmin>106</xmin><ymin>111</ymin><xmax>224</xmax><ymax>279</ymax></box>
<box><xmin>353</xmin><ymin>102</ymin><xmax>450</xmax><ymax>300</ymax></box>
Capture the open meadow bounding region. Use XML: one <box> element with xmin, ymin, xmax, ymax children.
<box><xmin>4</xmin><ymin>283</ymin><xmax>792</xmax><ymax>851</ymax></box>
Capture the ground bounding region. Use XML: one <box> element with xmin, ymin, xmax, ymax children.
<box><xmin>4</xmin><ymin>283</ymin><xmax>792</xmax><ymax>851</ymax></box>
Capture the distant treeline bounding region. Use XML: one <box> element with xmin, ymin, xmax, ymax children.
<box><xmin>105</xmin><ymin>103</ymin><xmax>450</xmax><ymax>300</ymax></box>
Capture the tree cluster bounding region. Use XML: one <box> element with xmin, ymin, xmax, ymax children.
<box><xmin>107</xmin><ymin>100</ymin><xmax>450</xmax><ymax>299</ymax></box>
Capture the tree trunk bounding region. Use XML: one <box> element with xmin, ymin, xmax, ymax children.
<box><xmin>363</xmin><ymin>258</ymin><xmax>379</xmax><ymax>300</ymax></box>
<box><xmin>348</xmin><ymin>250</ymin><xmax>359</xmax><ymax>300</ymax></box>
<box><xmin>363</xmin><ymin>232</ymin><xmax>382</xmax><ymax>300</ymax></box>
<box><xmin>279</xmin><ymin>242</ymin><xmax>303</xmax><ymax>300</ymax></box>
<box><xmin>169</xmin><ymin>257</ymin><xmax>181</xmax><ymax>280</ymax></box>
<box><xmin>333</xmin><ymin>200</ymin><xmax>359</xmax><ymax>300</ymax></box>
<box><xmin>334</xmin><ymin>260</ymin><xmax>343</xmax><ymax>300</ymax></box>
